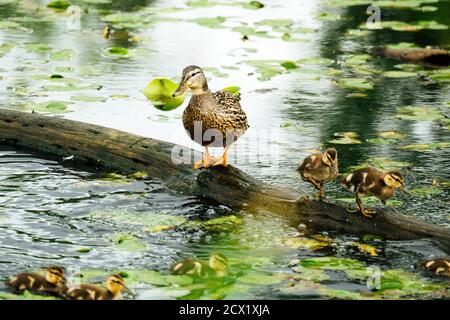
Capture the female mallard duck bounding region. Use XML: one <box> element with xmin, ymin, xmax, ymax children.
<box><xmin>172</xmin><ymin>66</ymin><xmax>249</xmax><ymax>169</ymax></box>
<box><xmin>66</xmin><ymin>274</ymin><xmax>131</xmax><ymax>300</ymax></box>
<box><xmin>297</xmin><ymin>148</ymin><xmax>338</xmax><ymax>200</ymax></box>
<box><xmin>6</xmin><ymin>266</ymin><xmax>67</xmax><ymax>297</ymax></box>
<box><xmin>342</xmin><ymin>167</ymin><xmax>405</xmax><ymax>218</ymax></box>
<box><xmin>418</xmin><ymin>258</ymin><xmax>450</xmax><ymax>277</ymax></box>
<box><xmin>170</xmin><ymin>253</ymin><xmax>228</xmax><ymax>277</ymax></box>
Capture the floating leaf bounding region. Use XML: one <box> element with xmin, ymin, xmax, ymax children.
<box><xmin>244</xmin><ymin>60</ymin><xmax>285</xmax><ymax>80</ymax></box>
<box><xmin>70</xmin><ymin>95</ymin><xmax>107</xmax><ymax>102</ymax></box>
<box><xmin>107</xmin><ymin>47</ymin><xmax>129</xmax><ymax>56</ymax></box>
<box><xmin>25</xmin><ymin>43</ymin><xmax>52</xmax><ymax>53</ymax></box>
<box><xmin>292</xmin><ymin>266</ymin><xmax>330</xmax><ymax>282</ymax></box>
<box><xmin>0</xmin><ymin>42</ymin><xmax>14</xmax><ymax>57</ymax></box>
<box><xmin>395</xmin><ymin>106</ymin><xmax>444</xmax><ymax>121</ymax></box>
<box><xmin>50</xmin><ymin>49</ymin><xmax>75</xmax><ymax>61</ymax></box>
<box><xmin>299</xmin><ymin>257</ymin><xmax>366</xmax><ymax>271</ymax></box>
<box><xmin>256</xmin><ymin>19</ymin><xmax>294</xmax><ymax>28</ymax></box>
<box><xmin>142</xmin><ymin>78</ymin><xmax>185</xmax><ymax>111</ymax></box>
<box><xmin>0</xmin><ymin>290</ymin><xmax>59</xmax><ymax>300</ymax></box>
<box><xmin>47</xmin><ymin>0</ymin><xmax>70</xmax><ymax>10</ymax></box>
<box><xmin>347</xmin><ymin>157</ymin><xmax>411</xmax><ymax>171</ymax></box>
<box><xmin>244</xmin><ymin>1</ymin><xmax>264</xmax><ymax>9</ymax></box>
<box><xmin>409</xmin><ymin>187</ymin><xmax>443</xmax><ymax>197</ymax></box>
<box><xmin>335</xmin><ymin>78</ymin><xmax>374</xmax><ymax>90</ymax></box>
<box><xmin>386</xmin><ymin>42</ymin><xmax>418</xmax><ymax>49</ymax></box>
<box><xmin>351</xmin><ymin>242</ymin><xmax>378</xmax><ymax>256</ymax></box>
<box><xmin>329</xmin><ymin>132</ymin><xmax>361</xmax><ymax>144</ymax></box>
<box><xmin>191</xmin><ymin>16</ymin><xmax>226</xmax><ymax>29</ymax></box>
<box><xmin>232</xmin><ymin>26</ymin><xmax>273</xmax><ymax>38</ymax></box>
<box><xmin>222</xmin><ymin>86</ymin><xmax>240</xmax><ymax>95</ymax></box>
<box><xmin>283</xmin><ymin>237</ymin><xmax>330</xmax><ymax>250</ymax></box>
<box><xmin>378</xmin><ymin>131</ymin><xmax>406</xmax><ymax>140</ymax></box>
<box><xmin>383</xmin><ymin>71</ymin><xmax>417</xmax><ymax>78</ymax></box>
<box><xmin>203</xmin><ymin>67</ymin><xmax>228</xmax><ymax>78</ymax></box>
<box><xmin>26</xmin><ymin>100</ymin><xmax>71</xmax><ymax>114</ymax></box>
<box><xmin>77</xmin><ymin>248</ymin><xmax>91</xmax><ymax>253</ymax></box>
<box><xmin>399</xmin><ymin>142</ymin><xmax>450</xmax><ymax>151</ymax></box>
<box><xmin>112</xmin><ymin>233</ymin><xmax>148</xmax><ymax>252</ymax></box>
<box><xmin>281</xmin><ymin>61</ymin><xmax>298</xmax><ymax>70</ymax></box>
<box><xmin>237</xmin><ymin>272</ymin><xmax>281</xmax><ymax>285</ymax></box>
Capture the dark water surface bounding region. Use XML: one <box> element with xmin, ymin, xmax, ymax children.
<box><xmin>0</xmin><ymin>0</ymin><xmax>449</xmax><ymax>299</ymax></box>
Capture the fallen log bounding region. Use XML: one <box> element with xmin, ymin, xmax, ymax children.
<box><xmin>0</xmin><ymin>108</ymin><xmax>449</xmax><ymax>253</ymax></box>
<box><xmin>372</xmin><ymin>46</ymin><xmax>450</xmax><ymax>67</ymax></box>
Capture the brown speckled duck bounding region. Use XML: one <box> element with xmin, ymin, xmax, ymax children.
<box><xmin>342</xmin><ymin>167</ymin><xmax>405</xmax><ymax>218</ymax></box>
<box><xmin>66</xmin><ymin>274</ymin><xmax>131</xmax><ymax>300</ymax></box>
<box><xmin>297</xmin><ymin>148</ymin><xmax>339</xmax><ymax>200</ymax></box>
<box><xmin>6</xmin><ymin>266</ymin><xmax>67</xmax><ymax>297</ymax></box>
<box><xmin>172</xmin><ymin>66</ymin><xmax>248</xmax><ymax>169</ymax></box>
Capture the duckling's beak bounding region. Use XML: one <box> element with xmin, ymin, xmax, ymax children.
<box><xmin>172</xmin><ymin>82</ymin><xmax>187</xmax><ymax>97</ymax></box>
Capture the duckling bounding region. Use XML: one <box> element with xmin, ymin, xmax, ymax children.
<box><xmin>172</xmin><ymin>66</ymin><xmax>249</xmax><ymax>169</ymax></box>
<box><xmin>297</xmin><ymin>148</ymin><xmax>339</xmax><ymax>200</ymax></box>
<box><xmin>342</xmin><ymin>167</ymin><xmax>405</xmax><ymax>218</ymax></box>
<box><xmin>418</xmin><ymin>258</ymin><xmax>450</xmax><ymax>277</ymax></box>
<box><xmin>6</xmin><ymin>266</ymin><xmax>67</xmax><ymax>297</ymax></box>
<box><xmin>66</xmin><ymin>274</ymin><xmax>131</xmax><ymax>300</ymax></box>
<box><xmin>171</xmin><ymin>253</ymin><xmax>228</xmax><ymax>277</ymax></box>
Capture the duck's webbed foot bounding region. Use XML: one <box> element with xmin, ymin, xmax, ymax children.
<box><xmin>212</xmin><ymin>145</ymin><xmax>230</xmax><ymax>167</ymax></box>
<box><xmin>194</xmin><ymin>146</ymin><xmax>218</xmax><ymax>169</ymax></box>
<box><xmin>361</xmin><ymin>207</ymin><xmax>376</xmax><ymax>218</ymax></box>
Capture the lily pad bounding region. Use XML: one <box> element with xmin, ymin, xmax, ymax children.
<box><xmin>50</xmin><ymin>49</ymin><xmax>75</xmax><ymax>61</ymax></box>
<box><xmin>244</xmin><ymin>1</ymin><xmax>264</xmax><ymax>9</ymax></box>
<box><xmin>292</xmin><ymin>266</ymin><xmax>330</xmax><ymax>282</ymax></box>
<box><xmin>244</xmin><ymin>60</ymin><xmax>285</xmax><ymax>80</ymax></box>
<box><xmin>203</xmin><ymin>67</ymin><xmax>228</xmax><ymax>78</ymax></box>
<box><xmin>143</xmin><ymin>78</ymin><xmax>185</xmax><ymax>111</ymax></box>
<box><xmin>47</xmin><ymin>0</ymin><xmax>70</xmax><ymax>10</ymax></box>
<box><xmin>107</xmin><ymin>47</ymin><xmax>129</xmax><ymax>56</ymax></box>
<box><xmin>395</xmin><ymin>106</ymin><xmax>444</xmax><ymax>121</ymax></box>
<box><xmin>329</xmin><ymin>132</ymin><xmax>361</xmax><ymax>144</ymax></box>
<box><xmin>299</xmin><ymin>257</ymin><xmax>366</xmax><ymax>271</ymax></box>
<box><xmin>335</xmin><ymin>78</ymin><xmax>374</xmax><ymax>90</ymax></box>
<box><xmin>191</xmin><ymin>16</ymin><xmax>226</xmax><ymax>29</ymax></box>
<box><xmin>283</xmin><ymin>237</ymin><xmax>330</xmax><ymax>250</ymax></box>
<box><xmin>0</xmin><ymin>42</ymin><xmax>14</xmax><ymax>57</ymax></box>
<box><xmin>222</xmin><ymin>86</ymin><xmax>240</xmax><ymax>95</ymax></box>
<box><xmin>70</xmin><ymin>95</ymin><xmax>107</xmax><ymax>102</ymax></box>
<box><xmin>378</xmin><ymin>131</ymin><xmax>406</xmax><ymax>140</ymax></box>
<box><xmin>399</xmin><ymin>142</ymin><xmax>450</xmax><ymax>151</ymax></box>
<box><xmin>237</xmin><ymin>272</ymin><xmax>281</xmax><ymax>286</ymax></box>
<box><xmin>25</xmin><ymin>43</ymin><xmax>52</xmax><ymax>53</ymax></box>
<box><xmin>112</xmin><ymin>233</ymin><xmax>148</xmax><ymax>252</ymax></box>
<box><xmin>364</xmin><ymin>20</ymin><xmax>448</xmax><ymax>32</ymax></box>
<box><xmin>0</xmin><ymin>290</ymin><xmax>59</xmax><ymax>300</ymax></box>
<box><xmin>281</xmin><ymin>61</ymin><xmax>298</xmax><ymax>70</ymax></box>
<box><xmin>347</xmin><ymin>157</ymin><xmax>411</xmax><ymax>171</ymax></box>
<box><xmin>26</xmin><ymin>100</ymin><xmax>71</xmax><ymax>113</ymax></box>
<box><xmin>232</xmin><ymin>26</ymin><xmax>273</xmax><ymax>39</ymax></box>
<box><xmin>383</xmin><ymin>71</ymin><xmax>417</xmax><ymax>78</ymax></box>
<box><xmin>409</xmin><ymin>187</ymin><xmax>443</xmax><ymax>197</ymax></box>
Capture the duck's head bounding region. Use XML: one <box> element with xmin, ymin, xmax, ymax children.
<box><xmin>384</xmin><ymin>171</ymin><xmax>405</xmax><ymax>190</ymax></box>
<box><xmin>106</xmin><ymin>274</ymin><xmax>132</xmax><ymax>296</ymax></box>
<box><xmin>172</xmin><ymin>65</ymin><xmax>208</xmax><ymax>97</ymax></box>
<box><xmin>208</xmin><ymin>253</ymin><xmax>228</xmax><ymax>273</ymax></box>
<box><xmin>45</xmin><ymin>266</ymin><xmax>66</xmax><ymax>285</ymax></box>
<box><xmin>321</xmin><ymin>148</ymin><xmax>338</xmax><ymax>167</ymax></box>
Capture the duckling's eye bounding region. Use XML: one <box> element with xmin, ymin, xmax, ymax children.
<box><xmin>189</xmin><ymin>71</ymin><xmax>201</xmax><ymax>79</ymax></box>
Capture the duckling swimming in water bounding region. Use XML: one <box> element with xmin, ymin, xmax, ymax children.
<box><xmin>170</xmin><ymin>253</ymin><xmax>228</xmax><ymax>277</ymax></box>
<box><xmin>297</xmin><ymin>148</ymin><xmax>339</xmax><ymax>200</ymax></box>
<box><xmin>342</xmin><ymin>167</ymin><xmax>405</xmax><ymax>218</ymax></box>
<box><xmin>418</xmin><ymin>258</ymin><xmax>450</xmax><ymax>277</ymax></box>
<box><xmin>66</xmin><ymin>274</ymin><xmax>131</xmax><ymax>300</ymax></box>
<box><xmin>172</xmin><ymin>66</ymin><xmax>249</xmax><ymax>169</ymax></box>
<box><xmin>6</xmin><ymin>266</ymin><xmax>67</xmax><ymax>297</ymax></box>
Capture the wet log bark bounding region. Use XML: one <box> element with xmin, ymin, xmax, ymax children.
<box><xmin>372</xmin><ymin>46</ymin><xmax>450</xmax><ymax>67</ymax></box>
<box><xmin>0</xmin><ymin>108</ymin><xmax>449</xmax><ymax>253</ymax></box>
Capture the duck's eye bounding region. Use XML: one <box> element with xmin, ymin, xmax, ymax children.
<box><xmin>189</xmin><ymin>71</ymin><xmax>201</xmax><ymax>78</ymax></box>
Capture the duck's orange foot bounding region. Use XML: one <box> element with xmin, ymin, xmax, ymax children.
<box><xmin>361</xmin><ymin>208</ymin><xmax>376</xmax><ymax>218</ymax></box>
<box><xmin>194</xmin><ymin>155</ymin><xmax>218</xmax><ymax>170</ymax></box>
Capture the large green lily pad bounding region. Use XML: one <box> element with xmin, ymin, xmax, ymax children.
<box><xmin>395</xmin><ymin>106</ymin><xmax>444</xmax><ymax>121</ymax></box>
<box><xmin>143</xmin><ymin>78</ymin><xmax>185</xmax><ymax>111</ymax></box>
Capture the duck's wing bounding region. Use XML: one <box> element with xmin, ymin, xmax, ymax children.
<box><xmin>213</xmin><ymin>90</ymin><xmax>248</xmax><ymax>130</ymax></box>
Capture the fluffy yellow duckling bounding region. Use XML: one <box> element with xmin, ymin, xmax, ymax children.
<box><xmin>297</xmin><ymin>148</ymin><xmax>339</xmax><ymax>200</ymax></box>
<box><xmin>66</xmin><ymin>274</ymin><xmax>131</xmax><ymax>300</ymax></box>
<box><xmin>342</xmin><ymin>167</ymin><xmax>405</xmax><ymax>218</ymax></box>
<box><xmin>6</xmin><ymin>266</ymin><xmax>67</xmax><ymax>297</ymax></box>
<box><xmin>419</xmin><ymin>258</ymin><xmax>450</xmax><ymax>277</ymax></box>
<box><xmin>170</xmin><ymin>253</ymin><xmax>228</xmax><ymax>277</ymax></box>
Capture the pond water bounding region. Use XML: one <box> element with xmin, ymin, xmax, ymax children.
<box><xmin>0</xmin><ymin>0</ymin><xmax>449</xmax><ymax>299</ymax></box>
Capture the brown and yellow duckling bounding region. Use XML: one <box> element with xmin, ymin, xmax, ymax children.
<box><xmin>170</xmin><ymin>253</ymin><xmax>228</xmax><ymax>277</ymax></box>
<box><xmin>172</xmin><ymin>66</ymin><xmax>249</xmax><ymax>169</ymax></box>
<box><xmin>6</xmin><ymin>266</ymin><xmax>67</xmax><ymax>297</ymax></box>
<box><xmin>297</xmin><ymin>148</ymin><xmax>339</xmax><ymax>200</ymax></box>
<box><xmin>66</xmin><ymin>274</ymin><xmax>131</xmax><ymax>300</ymax></box>
<box><xmin>418</xmin><ymin>258</ymin><xmax>450</xmax><ymax>277</ymax></box>
<box><xmin>342</xmin><ymin>167</ymin><xmax>405</xmax><ymax>218</ymax></box>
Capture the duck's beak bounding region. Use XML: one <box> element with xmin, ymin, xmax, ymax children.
<box><xmin>172</xmin><ymin>81</ymin><xmax>187</xmax><ymax>97</ymax></box>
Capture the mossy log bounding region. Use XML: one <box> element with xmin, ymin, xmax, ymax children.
<box><xmin>0</xmin><ymin>108</ymin><xmax>449</xmax><ymax>253</ymax></box>
<box><xmin>373</xmin><ymin>46</ymin><xmax>450</xmax><ymax>67</ymax></box>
